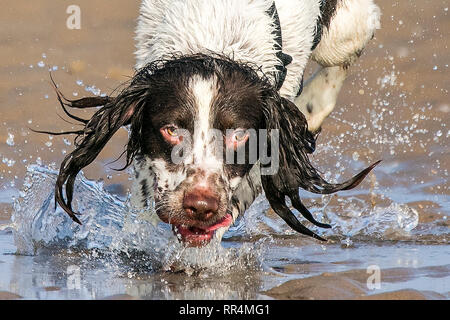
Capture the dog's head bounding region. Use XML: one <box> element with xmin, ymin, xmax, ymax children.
<box><xmin>130</xmin><ymin>56</ymin><xmax>272</xmax><ymax>246</ymax></box>
<box><xmin>52</xmin><ymin>54</ymin><xmax>379</xmax><ymax>247</ymax></box>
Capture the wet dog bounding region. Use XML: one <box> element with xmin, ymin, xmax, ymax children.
<box><xmin>48</xmin><ymin>0</ymin><xmax>381</xmax><ymax>247</ymax></box>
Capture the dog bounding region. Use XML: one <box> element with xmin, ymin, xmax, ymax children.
<box><xmin>49</xmin><ymin>0</ymin><xmax>381</xmax><ymax>247</ymax></box>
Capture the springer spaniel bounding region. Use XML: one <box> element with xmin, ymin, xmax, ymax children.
<box><xmin>49</xmin><ymin>0</ymin><xmax>381</xmax><ymax>247</ymax></box>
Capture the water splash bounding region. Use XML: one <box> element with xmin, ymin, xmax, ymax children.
<box><xmin>324</xmin><ymin>201</ymin><xmax>419</xmax><ymax>239</ymax></box>
<box><xmin>10</xmin><ymin>165</ymin><xmax>266</xmax><ymax>274</ymax></box>
<box><xmin>225</xmin><ymin>191</ymin><xmax>422</xmax><ymax>243</ymax></box>
<box><xmin>11</xmin><ymin>162</ymin><xmax>430</xmax><ymax>258</ymax></box>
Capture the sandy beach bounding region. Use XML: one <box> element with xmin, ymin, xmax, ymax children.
<box><xmin>0</xmin><ymin>0</ymin><xmax>448</xmax><ymax>300</ymax></box>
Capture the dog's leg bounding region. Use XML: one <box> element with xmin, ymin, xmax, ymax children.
<box><xmin>295</xmin><ymin>65</ymin><xmax>348</xmax><ymax>133</ymax></box>
<box><xmin>295</xmin><ymin>0</ymin><xmax>381</xmax><ymax>132</ymax></box>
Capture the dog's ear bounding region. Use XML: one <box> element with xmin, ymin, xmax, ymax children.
<box><xmin>261</xmin><ymin>95</ymin><xmax>381</xmax><ymax>241</ymax></box>
<box><xmin>50</xmin><ymin>84</ymin><xmax>148</xmax><ymax>224</ymax></box>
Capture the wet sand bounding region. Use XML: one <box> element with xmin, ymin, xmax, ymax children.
<box><xmin>263</xmin><ymin>266</ymin><xmax>449</xmax><ymax>300</ymax></box>
<box><xmin>0</xmin><ymin>291</ymin><xmax>22</xmax><ymax>300</ymax></box>
<box><xmin>0</xmin><ymin>0</ymin><xmax>449</xmax><ymax>300</ymax></box>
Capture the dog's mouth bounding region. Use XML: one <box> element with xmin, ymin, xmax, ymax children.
<box><xmin>172</xmin><ymin>214</ymin><xmax>233</xmax><ymax>247</ymax></box>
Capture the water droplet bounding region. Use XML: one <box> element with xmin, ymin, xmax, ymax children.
<box><xmin>2</xmin><ymin>157</ymin><xmax>15</xmax><ymax>167</ymax></box>
<box><xmin>63</xmin><ymin>138</ymin><xmax>71</xmax><ymax>146</ymax></box>
<box><xmin>84</xmin><ymin>85</ymin><xmax>101</xmax><ymax>96</ymax></box>
<box><xmin>6</xmin><ymin>133</ymin><xmax>14</xmax><ymax>146</ymax></box>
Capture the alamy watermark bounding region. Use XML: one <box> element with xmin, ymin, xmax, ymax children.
<box><xmin>66</xmin><ymin>5</ymin><xmax>81</xmax><ymax>30</ymax></box>
<box><xmin>366</xmin><ymin>265</ymin><xmax>381</xmax><ymax>290</ymax></box>
<box><xmin>67</xmin><ymin>265</ymin><xmax>81</xmax><ymax>290</ymax></box>
<box><xmin>170</xmin><ymin>128</ymin><xmax>280</xmax><ymax>175</ymax></box>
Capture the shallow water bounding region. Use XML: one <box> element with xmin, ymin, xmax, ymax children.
<box><xmin>0</xmin><ymin>0</ymin><xmax>449</xmax><ymax>299</ymax></box>
<box><xmin>0</xmin><ymin>162</ymin><xmax>448</xmax><ymax>299</ymax></box>
<box><xmin>0</xmin><ymin>231</ymin><xmax>448</xmax><ymax>299</ymax></box>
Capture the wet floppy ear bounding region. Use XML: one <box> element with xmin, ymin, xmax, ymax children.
<box><xmin>261</xmin><ymin>95</ymin><xmax>381</xmax><ymax>241</ymax></box>
<box><xmin>50</xmin><ymin>86</ymin><xmax>147</xmax><ymax>224</ymax></box>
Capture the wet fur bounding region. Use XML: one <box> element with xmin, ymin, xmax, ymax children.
<box><xmin>48</xmin><ymin>53</ymin><xmax>379</xmax><ymax>240</ymax></box>
<box><xmin>41</xmin><ymin>0</ymin><xmax>382</xmax><ymax>242</ymax></box>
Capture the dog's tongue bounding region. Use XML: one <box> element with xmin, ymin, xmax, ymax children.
<box><xmin>174</xmin><ymin>214</ymin><xmax>233</xmax><ymax>247</ymax></box>
<box><xmin>202</xmin><ymin>214</ymin><xmax>233</xmax><ymax>232</ymax></box>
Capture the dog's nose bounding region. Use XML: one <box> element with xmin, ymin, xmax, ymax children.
<box><xmin>183</xmin><ymin>188</ymin><xmax>219</xmax><ymax>221</ymax></box>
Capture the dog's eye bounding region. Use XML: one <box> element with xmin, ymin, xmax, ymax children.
<box><xmin>167</xmin><ymin>126</ymin><xmax>178</xmax><ymax>136</ymax></box>
<box><xmin>226</xmin><ymin>128</ymin><xmax>249</xmax><ymax>150</ymax></box>
<box><xmin>160</xmin><ymin>125</ymin><xmax>182</xmax><ymax>144</ymax></box>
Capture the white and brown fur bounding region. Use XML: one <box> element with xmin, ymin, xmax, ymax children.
<box><xmin>51</xmin><ymin>0</ymin><xmax>381</xmax><ymax>246</ymax></box>
<box><xmin>135</xmin><ymin>0</ymin><xmax>381</xmax><ymax>129</ymax></box>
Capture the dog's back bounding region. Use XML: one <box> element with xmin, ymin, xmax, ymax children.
<box><xmin>135</xmin><ymin>0</ymin><xmax>322</xmax><ymax>99</ymax></box>
<box><xmin>135</xmin><ymin>0</ymin><xmax>380</xmax><ymax>104</ymax></box>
